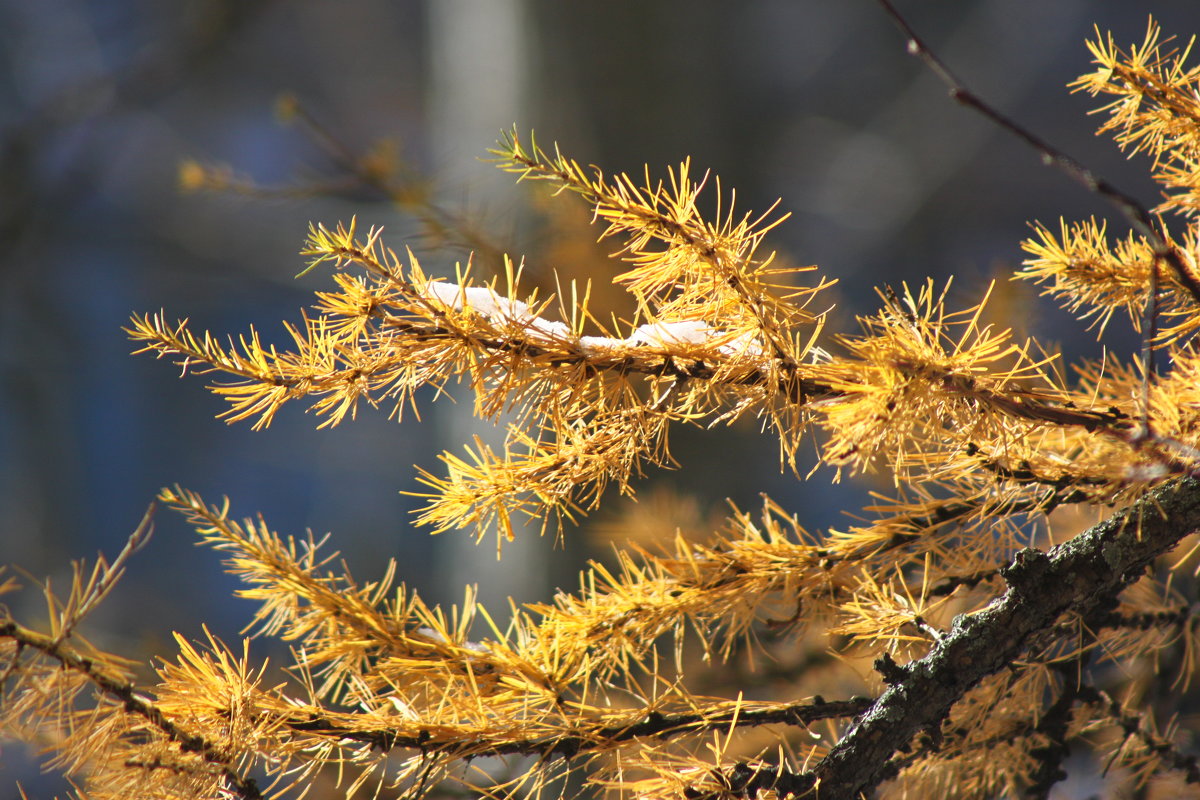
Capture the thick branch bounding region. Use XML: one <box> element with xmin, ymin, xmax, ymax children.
<box><xmin>798</xmin><ymin>477</ymin><xmax>1200</xmax><ymax>799</ymax></box>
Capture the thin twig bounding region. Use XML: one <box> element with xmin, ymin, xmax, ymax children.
<box><xmin>53</xmin><ymin>502</ymin><xmax>156</xmax><ymax>646</ymax></box>
<box><xmin>873</xmin><ymin>0</ymin><xmax>1197</xmax><ymax>304</ymax></box>
<box><xmin>285</xmin><ymin>97</ymin><xmax>510</xmax><ymax>270</ymax></box>
<box><xmin>282</xmin><ymin>696</ymin><xmax>874</xmax><ymax>760</ymax></box>
<box><xmin>1085</xmin><ymin>686</ymin><xmax>1200</xmax><ymax>784</ymax></box>
<box><xmin>1140</xmin><ymin>257</ymin><xmax>1160</xmax><ymax>442</ymax></box>
<box><xmin>873</xmin><ymin>0</ymin><xmax>1193</xmax><ymax>456</ymax></box>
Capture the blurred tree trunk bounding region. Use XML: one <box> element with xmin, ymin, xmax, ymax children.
<box><xmin>426</xmin><ymin>0</ymin><xmax>549</xmax><ymax>610</ymax></box>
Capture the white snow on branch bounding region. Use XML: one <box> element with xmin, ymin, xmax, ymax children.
<box><xmin>630</xmin><ymin>320</ymin><xmax>715</xmax><ymax>347</ymax></box>
<box><xmin>424</xmin><ymin>282</ymin><xmax>532</xmax><ymax>322</ymax></box>
<box><xmin>578</xmin><ymin>335</ymin><xmax>627</xmax><ymax>355</ymax></box>
<box><xmin>717</xmin><ymin>331</ymin><xmax>767</xmax><ymax>358</ymax></box>
<box><xmin>526</xmin><ymin>317</ymin><xmax>572</xmax><ymax>341</ymax></box>
<box><xmin>421</xmin><ymin>280</ymin><xmax>767</xmax><ymax>359</ymax></box>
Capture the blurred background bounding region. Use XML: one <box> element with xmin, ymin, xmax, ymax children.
<box><xmin>2</xmin><ymin>0</ymin><xmax>1199</xmax><ymax>790</ymax></box>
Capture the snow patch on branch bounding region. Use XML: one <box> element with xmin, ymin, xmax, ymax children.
<box><xmin>422</xmin><ymin>280</ymin><xmax>767</xmax><ymax>359</ymax></box>
<box><xmin>424</xmin><ymin>282</ymin><xmax>531</xmax><ymax>322</ymax></box>
<box><xmin>631</xmin><ymin>320</ymin><xmax>714</xmax><ymax>348</ymax></box>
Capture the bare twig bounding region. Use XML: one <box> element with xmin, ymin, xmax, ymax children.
<box><xmin>872</xmin><ymin>0</ymin><xmax>1197</xmax><ymax>459</ymax></box>
<box><xmin>52</xmin><ymin>502</ymin><xmax>155</xmax><ymax>646</ymax></box>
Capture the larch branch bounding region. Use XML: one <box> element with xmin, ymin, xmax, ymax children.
<box><xmin>0</xmin><ymin>618</ymin><xmax>264</xmax><ymax>800</ymax></box>
<box><xmin>281</xmin><ymin>696</ymin><xmax>873</xmax><ymax>760</ymax></box>
<box><xmin>803</xmin><ymin>476</ymin><xmax>1200</xmax><ymax>799</ymax></box>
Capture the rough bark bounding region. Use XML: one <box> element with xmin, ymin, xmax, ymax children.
<box><xmin>801</xmin><ymin>477</ymin><xmax>1200</xmax><ymax>799</ymax></box>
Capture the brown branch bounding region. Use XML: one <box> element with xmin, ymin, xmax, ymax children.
<box><xmin>822</xmin><ymin>485</ymin><xmax>1095</xmax><ymax>569</ymax></box>
<box><xmin>0</xmin><ymin>619</ymin><xmax>263</xmax><ymax>800</ymax></box>
<box><xmin>871</xmin><ymin>0</ymin><xmax>1200</xmax><ymax>482</ymax></box>
<box><xmin>1024</xmin><ymin>652</ymin><xmax>1096</xmax><ymax>798</ymax></box>
<box><xmin>928</xmin><ymin>568</ymin><xmax>999</xmax><ymax>598</ymax></box>
<box><xmin>1090</xmin><ymin>606</ymin><xmax>1193</xmax><ymax>631</ymax></box>
<box><xmin>963</xmin><ymin>442</ymin><xmax>1111</xmax><ymax>492</ymax></box>
<box><xmin>241</xmin><ymin>309</ymin><xmax>1149</xmax><ymax>441</ymax></box>
<box><xmin>685</xmin><ymin>478</ymin><xmax>1200</xmax><ymax>799</ymax></box>
<box><xmin>282</xmin><ymin>696</ymin><xmax>873</xmax><ymax>761</ymax></box>
<box><xmin>1084</xmin><ymin>685</ymin><xmax>1200</xmax><ymax>784</ymax></box>
<box><xmin>781</xmin><ymin>476</ymin><xmax>1200</xmax><ymax>799</ymax></box>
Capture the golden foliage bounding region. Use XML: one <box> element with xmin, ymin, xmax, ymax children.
<box><xmin>1073</xmin><ymin>20</ymin><xmax>1200</xmax><ymax>216</ymax></box>
<box><xmin>1021</xmin><ymin>18</ymin><xmax>1200</xmax><ymax>345</ymax></box>
<box><xmin>9</xmin><ymin>15</ymin><xmax>1200</xmax><ymax>800</ymax></box>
